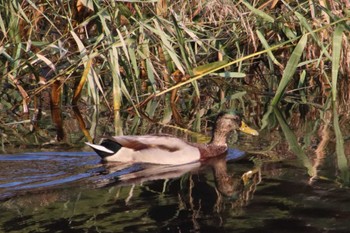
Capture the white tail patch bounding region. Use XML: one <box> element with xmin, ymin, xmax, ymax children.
<box><xmin>85</xmin><ymin>142</ymin><xmax>114</xmax><ymax>153</ymax></box>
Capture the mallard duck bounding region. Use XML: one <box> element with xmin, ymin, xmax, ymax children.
<box><xmin>86</xmin><ymin>112</ymin><xmax>258</xmax><ymax>165</ymax></box>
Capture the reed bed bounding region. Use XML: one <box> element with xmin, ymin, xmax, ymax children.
<box><xmin>1</xmin><ymin>0</ymin><xmax>349</xmax><ymax>115</ymax></box>
<box><xmin>0</xmin><ymin>0</ymin><xmax>350</xmax><ymax>148</ymax></box>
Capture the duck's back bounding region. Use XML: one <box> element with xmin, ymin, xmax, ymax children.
<box><xmin>101</xmin><ymin>135</ymin><xmax>201</xmax><ymax>165</ymax></box>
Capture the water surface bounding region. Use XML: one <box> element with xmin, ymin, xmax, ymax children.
<box><xmin>1</xmin><ymin>147</ymin><xmax>349</xmax><ymax>233</ymax></box>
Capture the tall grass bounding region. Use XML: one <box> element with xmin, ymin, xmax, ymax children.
<box><xmin>0</xmin><ymin>0</ymin><xmax>349</xmax><ymax>126</ymax></box>
<box><xmin>0</xmin><ymin>0</ymin><xmax>349</xmax><ymax>110</ymax></box>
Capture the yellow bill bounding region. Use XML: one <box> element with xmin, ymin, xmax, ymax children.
<box><xmin>239</xmin><ymin>121</ymin><xmax>259</xmax><ymax>136</ymax></box>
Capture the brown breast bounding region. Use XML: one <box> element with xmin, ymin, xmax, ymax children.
<box><xmin>195</xmin><ymin>144</ymin><xmax>228</xmax><ymax>160</ymax></box>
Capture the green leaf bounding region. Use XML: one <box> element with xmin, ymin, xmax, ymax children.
<box><xmin>242</xmin><ymin>1</ymin><xmax>274</xmax><ymax>23</ymax></box>
<box><xmin>261</xmin><ymin>105</ymin><xmax>274</xmax><ymax>130</ymax></box>
<box><xmin>193</xmin><ymin>60</ymin><xmax>228</xmax><ymax>75</ymax></box>
<box><xmin>26</xmin><ymin>0</ymin><xmax>62</xmax><ymax>35</ymax></box>
<box><xmin>142</xmin><ymin>41</ymin><xmax>157</xmax><ymax>92</ymax></box>
<box><xmin>35</xmin><ymin>53</ymin><xmax>56</xmax><ymax>72</ymax></box>
<box><xmin>274</xmin><ymin>107</ymin><xmax>314</xmax><ymax>176</ymax></box>
<box><xmin>256</xmin><ymin>30</ymin><xmax>283</xmax><ymax>68</ymax></box>
<box><xmin>331</xmin><ymin>25</ymin><xmax>344</xmax><ymax>102</ymax></box>
<box><xmin>80</xmin><ymin>0</ymin><xmax>94</xmax><ymax>11</ymax></box>
<box><xmin>333</xmin><ymin>102</ymin><xmax>349</xmax><ymax>185</ymax></box>
<box><xmin>294</xmin><ymin>12</ymin><xmax>331</xmax><ymax>59</ymax></box>
<box><xmin>0</xmin><ymin>12</ymin><xmax>7</xmax><ymax>38</ymax></box>
<box><xmin>214</xmin><ymin>72</ymin><xmax>246</xmax><ymax>78</ymax></box>
<box><xmin>71</xmin><ymin>30</ymin><xmax>99</xmax><ymax>105</ymax></box>
<box><xmin>271</xmin><ymin>34</ymin><xmax>308</xmax><ymax>105</ymax></box>
<box><xmin>152</xmin><ymin>19</ymin><xmax>185</xmax><ymax>74</ymax></box>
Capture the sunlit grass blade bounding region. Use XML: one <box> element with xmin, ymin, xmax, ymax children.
<box><xmin>151</xmin><ymin>19</ymin><xmax>185</xmax><ymax>74</ymax></box>
<box><xmin>71</xmin><ymin>30</ymin><xmax>99</xmax><ymax>105</ymax></box>
<box><xmin>331</xmin><ymin>25</ymin><xmax>344</xmax><ymax>102</ymax></box>
<box><xmin>214</xmin><ymin>72</ymin><xmax>246</xmax><ymax>78</ymax></box>
<box><xmin>79</xmin><ymin>0</ymin><xmax>94</xmax><ymax>11</ymax></box>
<box><xmin>281</xmin><ymin>24</ymin><xmax>297</xmax><ymax>40</ymax></box>
<box><xmin>256</xmin><ymin>30</ymin><xmax>283</xmax><ymax>69</ymax></box>
<box><xmin>156</xmin><ymin>39</ymin><xmax>293</xmax><ymax>97</ymax></box>
<box><xmin>99</xmin><ymin>10</ymin><xmax>138</xmax><ymax>114</ymax></box>
<box><xmin>298</xmin><ymin>70</ymin><xmax>307</xmax><ymax>103</ymax></box>
<box><xmin>241</xmin><ymin>1</ymin><xmax>274</xmax><ymax>23</ymax></box>
<box><xmin>72</xmin><ymin>59</ymin><xmax>91</xmax><ymax>105</ymax></box>
<box><xmin>130</xmin><ymin>115</ymin><xmax>141</xmax><ymax>135</ymax></box>
<box><xmin>117</xmin><ymin>28</ymin><xmax>130</xmax><ymax>61</ymax></box>
<box><xmin>89</xmin><ymin>105</ymin><xmax>99</xmax><ymax>140</ymax></box>
<box><xmin>227</xmin><ymin>91</ymin><xmax>247</xmax><ymax>110</ymax></box>
<box><xmin>72</xmin><ymin>107</ymin><xmax>93</xmax><ymax>142</ymax></box>
<box><xmin>145</xmin><ymin>99</ymin><xmax>159</xmax><ymax>119</ymax></box>
<box><xmin>193</xmin><ymin>60</ymin><xmax>228</xmax><ymax>75</ymax></box>
<box><xmin>141</xmin><ymin>41</ymin><xmax>157</xmax><ymax>92</ymax></box>
<box><xmin>171</xmin><ymin>14</ymin><xmax>191</xmax><ymax>70</ymax></box>
<box><xmin>108</xmin><ymin>44</ymin><xmax>123</xmax><ymax>132</ymax></box>
<box><xmin>271</xmin><ymin>34</ymin><xmax>308</xmax><ymax>106</ymax></box>
<box><xmin>7</xmin><ymin>27</ymin><xmax>23</xmax><ymax>78</ymax></box>
<box><xmin>127</xmin><ymin>39</ymin><xmax>140</xmax><ymax>103</ymax></box>
<box><xmin>8</xmin><ymin>73</ymin><xmax>29</xmax><ymax>113</ymax></box>
<box><xmin>108</xmin><ymin>41</ymin><xmax>139</xmax><ymax>116</ymax></box>
<box><xmin>146</xmin><ymin>58</ymin><xmax>157</xmax><ymax>92</ymax></box>
<box><xmin>16</xmin><ymin>1</ymin><xmax>31</xmax><ymax>24</ymax></box>
<box><xmin>170</xmin><ymin>14</ymin><xmax>200</xmax><ymax>97</ymax></box>
<box><xmin>294</xmin><ymin>12</ymin><xmax>331</xmax><ymax>59</ymax></box>
<box><xmin>35</xmin><ymin>53</ymin><xmax>56</xmax><ymax>72</ymax></box>
<box><xmin>26</xmin><ymin>0</ymin><xmax>62</xmax><ymax>36</ymax></box>
<box><xmin>192</xmin><ymin>111</ymin><xmax>201</xmax><ymax>133</ymax></box>
<box><xmin>261</xmin><ymin>105</ymin><xmax>274</xmax><ymax>130</ymax></box>
<box><xmin>181</xmin><ymin>24</ymin><xmax>205</xmax><ymax>50</ymax></box>
<box><xmin>274</xmin><ymin>107</ymin><xmax>315</xmax><ymax>176</ymax></box>
<box><xmin>161</xmin><ymin>94</ymin><xmax>173</xmax><ymax>124</ymax></box>
<box><xmin>0</xmin><ymin>47</ymin><xmax>14</xmax><ymax>62</ymax></box>
<box><xmin>0</xmin><ymin>13</ymin><xmax>7</xmax><ymax>37</ymax></box>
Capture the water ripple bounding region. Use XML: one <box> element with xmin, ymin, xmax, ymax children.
<box><xmin>0</xmin><ymin>152</ymin><xmax>100</xmax><ymax>200</ymax></box>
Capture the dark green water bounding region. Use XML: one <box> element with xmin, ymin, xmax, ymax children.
<box><xmin>1</xmin><ymin>147</ymin><xmax>349</xmax><ymax>233</ymax></box>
